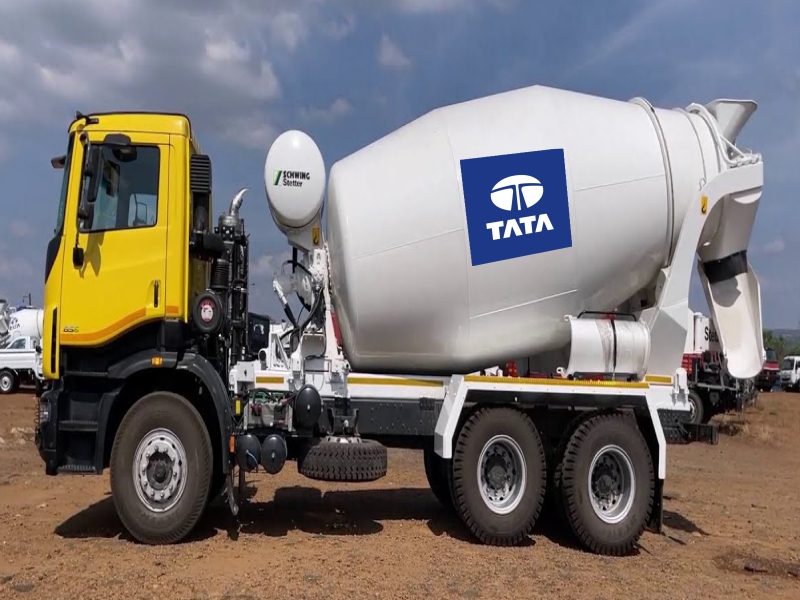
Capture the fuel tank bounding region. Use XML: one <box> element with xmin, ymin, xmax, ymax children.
<box><xmin>324</xmin><ymin>85</ymin><xmax>726</xmax><ymax>374</ymax></box>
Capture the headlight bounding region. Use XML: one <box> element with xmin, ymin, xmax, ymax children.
<box><xmin>37</xmin><ymin>399</ymin><xmax>51</xmax><ymax>425</ymax></box>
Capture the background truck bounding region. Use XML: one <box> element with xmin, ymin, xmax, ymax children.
<box><xmin>756</xmin><ymin>347</ymin><xmax>779</xmax><ymax>391</ymax></box>
<box><xmin>0</xmin><ymin>302</ymin><xmax>45</xmax><ymax>394</ymax></box>
<box><xmin>35</xmin><ymin>85</ymin><xmax>765</xmax><ymax>556</ymax></box>
<box><xmin>681</xmin><ymin>310</ymin><xmax>757</xmax><ymax>424</ymax></box>
<box><xmin>0</xmin><ymin>335</ymin><xmax>43</xmax><ymax>394</ymax></box>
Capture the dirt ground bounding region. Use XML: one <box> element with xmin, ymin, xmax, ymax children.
<box><xmin>1</xmin><ymin>392</ymin><xmax>799</xmax><ymax>600</ymax></box>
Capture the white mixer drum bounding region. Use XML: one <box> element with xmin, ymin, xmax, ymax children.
<box><xmin>325</xmin><ymin>84</ymin><xmax>721</xmax><ymax>374</ymax></box>
<box><xmin>8</xmin><ymin>308</ymin><xmax>44</xmax><ymax>339</ymax></box>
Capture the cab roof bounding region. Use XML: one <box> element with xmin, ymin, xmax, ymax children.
<box><xmin>67</xmin><ymin>111</ymin><xmax>199</xmax><ymax>150</ymax></box>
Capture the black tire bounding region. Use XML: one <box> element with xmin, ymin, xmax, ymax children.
<box><xmin>686</xmin><ymin>390</ymin><xmax>704</xmax><ymax>425</ymax></box>
<box><xmin>451</xmin><ymin>407</ymin><xmax>546</xmax><ymax>546</ymax></box>
<box><xmin>549</xmin><ymin>412</ymin><xmax>594</xmax><ymax>522</ymax></box>
<box><xmin>423</xmin><ymin>441</ymin><xmax>453</xmax><ymax>510</ymax></box>
<box><xmin>109</xmin><ymin>391</ymin><xmax>213</xmax><ymax>545</ymax></box>
<box><xmin>0</xmin><ymin>369</ymin><xmax>14</xmax><ymax>394</ymax></box>
<box><xmin>297</xmin><ymin>437</ymin><xmax>387</xmax><ymax>482</ymax></box>
<box><xmin>559</xmin><ymin>413</ymin><xmax>654</xmax><ymax>556</ymax></box>
<box><xmin>208</xmin><ymin>470</ymin><xmax>227</xmax><ymax>503</ymax></box>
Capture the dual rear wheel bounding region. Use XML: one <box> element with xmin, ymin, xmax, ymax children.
<box><xmin>423</xmin><ymin>407</ymin><xmax>654</xmax><ymax>555</ymax></box>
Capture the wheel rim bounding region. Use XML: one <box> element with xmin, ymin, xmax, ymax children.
<box><xmin>588</xmin><ymin>444</ymin><xmax>636</xmax><ymax>524</ymax></box>
<box><xmin>0</xmin><ymin>375</ymin><xmax>11</xmax><ymax>392</ymax></box>
<box><xmin>688</xmin><ymin>396</ymin><xmax>698</xmax><ymax>422</ymax></box>
<box><xmin>476</xmin><ymin>434</ymin><xmax>527</xmax><ymax>515</ymax></box>
<box><xmin>132</xmin><ymin>428</ymin><xmax>188</xmax><ymax>513</ymax></box>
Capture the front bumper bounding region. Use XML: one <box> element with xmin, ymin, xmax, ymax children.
<box><xmin>756</xmin><ymin>370</ymin><xmax>778</xmax><ymax>388</ymax></box>
<box><xmin>35</xmin><ymin>384</ymin><xmax>61</xmax><ymax>475</ymax></box>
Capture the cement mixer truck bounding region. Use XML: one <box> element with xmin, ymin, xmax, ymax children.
<box><xmin>35</xmin><ymin>85</ymin><xmax>764</xmax><ymax>556</ymax></box>
<box><xmin>0</xmin><ymin>302</ymin><xmax>45</xmax><ymax>393</ymax></box>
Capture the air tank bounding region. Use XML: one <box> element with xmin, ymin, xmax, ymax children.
<box><xmin>320</xmin><ymin>84</ymin><xmax>736</xmax><ymax>375</ymax></box>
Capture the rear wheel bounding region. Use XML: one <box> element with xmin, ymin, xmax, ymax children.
<box><xmin>110</xmin><ymin>391</ymin><xmax>213</xmax><ymax>545</ymax></box>
<box><xmin>451</xmin><ymin>407</ymin><xmax>546</xmax><ymax>546</ymax></box>
<box><xmin>559</xmin><ymin>413</ymin><xmax>654</xmax><ymax>556</ymax></box>
<box><xmin>686</xmin><ymin>390</ymin><xmax>704</xmax><ymax>425</ymax></box>
<box><xmin>0</xmin><ymin>369</ymin><xmax>15</xmax><ymax>394</ymax></box>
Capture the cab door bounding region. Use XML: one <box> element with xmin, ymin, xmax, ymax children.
<box><xmin>59</xmin><ymin>132</ymin><xmax>170</xmax><ymax>348</ymax></box>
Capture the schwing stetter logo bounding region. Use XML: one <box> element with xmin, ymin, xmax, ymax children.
<box><xmin>460</xmin><ymin>148</ymin><xmax>572</xmax><ymax>266</ymax></box>
<box><xmin>273</xmin><ymin>169</ymin><xmax>311</xmax><ymax>188</ymax></box>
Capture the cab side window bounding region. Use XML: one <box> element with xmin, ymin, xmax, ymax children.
<box><xmin>82</xmin><ymin>145</ymin><xmax>160</xmax><ymax>233</ymax></box>
<box><xmin>7</xmin><ymin>338</ymin><xmax>26</xmax><ymax>349</ymax></box>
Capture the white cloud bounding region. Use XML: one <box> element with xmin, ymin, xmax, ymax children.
<box><xmin>299</xmin><ymin>98</ymin><xmax>353</xmax><ymax>124</ymax></box>
<box><xmin>324</xmin><ymin>14</ymin><xmax>357</xmax><ymax>40</ymax></box>
<box><xmin>0</xmin><ymin>0</ymin><xmax>347</xmax><ymax>156</ymax></box>
<box><xmin>266</xmin><ymin>11</ymin><xmax>310</xmax><ymax>52</ymax></box>
<box><xmin>378</xmin><ymin>34</ymin><xmax>411</xmax><ymax>70</ymax></box>
<box><xmin>251</xmin><ymin>250</ymin><xmax>293</xmax><ymax>277</ymax></box>
<box><xmin>761</xmin><ymin>237</ymin><xmax>786</xmax><ymax>255</ymax></box>
<box><xmin>0</xmin><ymin>241</ymin><xmax>33</xmax><ymax>282</ymax></box>
<box><xmin>392</xmin><ymin>0</ymin><xmax>512</xmax><ymax>13</ymax></box>
<box><xmin>9</xmin><ymin>220</ymin><xmax>33</xmax><ymax>239</ymax></box>
<box><xmin>565</xmin><ymin>0</ymin><xmax>699</xmax><ymax>79</ymax></box>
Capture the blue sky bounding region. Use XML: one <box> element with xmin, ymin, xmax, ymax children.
<box><xmin>0</xmin><ymin>0</ymin><xmax>798</xmax><ymax>328</ymax></box>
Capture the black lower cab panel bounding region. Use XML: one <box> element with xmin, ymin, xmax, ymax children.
<box><xmin>36</xmin><ymin>381</ymin><xmax>108</xmax><ymax>475</ymax></box>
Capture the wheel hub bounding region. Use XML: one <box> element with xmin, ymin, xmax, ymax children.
<box><xmin>477</xmin><ymin>435</ymin><xmax>526</xmax><ymax>515</ymax></box>
<box><xmin>588</xmin><ymin>444</ymin><xmax>635</xmax><ymax>524</ymax></box>
<box><xmin>132</xmin><ymin>428</ymin><xmax>188</xmax><ymax>513</ymax></box>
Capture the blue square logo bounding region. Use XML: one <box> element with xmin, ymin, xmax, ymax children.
<box><xmin>460</xmin><ymin>148</ymin><xmax>573</xmax><ymax>266</ymax></box>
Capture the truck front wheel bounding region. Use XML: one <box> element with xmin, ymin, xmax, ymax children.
<box><xmin>451</xmin><ymin>407</ymin><xmax>546</xmax><ymax>546</ymax></box>
<box><xmin>109</xmin><ymin>391</ymin><xmax>213</xmax><ymax>545</ymax></box>
<box><xmin>558</xmin><ymin>413</ymin><xmax>654</xmax><ymax>556</ymax></box>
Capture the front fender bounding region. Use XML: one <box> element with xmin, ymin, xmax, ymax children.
<box><xmin>96</xmin><ymin>351</ymin><xmax>232</xmax><ymax>474</ymax></box>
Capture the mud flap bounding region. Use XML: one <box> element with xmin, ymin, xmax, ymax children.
<box><xmin>647</xmin><ymin>476</ymin><xmax>664</xmax><ymax>534</ymax></box>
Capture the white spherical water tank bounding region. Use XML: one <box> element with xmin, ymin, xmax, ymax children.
<box><xmin>264</xmin><ymin>130</ymin><xmax>326</xmax><ymax>233</ymax></box>
<box><xmin>325</xmin><ymin>84</ymin><xmax>723</xmax><ymax>374</ymax></box>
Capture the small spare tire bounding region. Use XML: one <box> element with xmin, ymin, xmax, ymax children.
<box><xmin>297</xmin><ymin>436</ymin><xmax>387</xmax><ymax>482</ymax></box>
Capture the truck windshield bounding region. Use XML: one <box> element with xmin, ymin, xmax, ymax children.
<box><xmin>781</xmin><ymin>358</ymin><xmax>794</xmax><ymax>370</ymax></box>
<box><xmin>54</xmin><ymin>133</ymin><xmax>75</xmax><ymax>237</ymax></box>
<box><xmin>766</xmin><ymin>349</ymin><xmax>777</xmax><ymax>362</ymax></box>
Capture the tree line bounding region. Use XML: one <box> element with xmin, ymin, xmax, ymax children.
<box><xmin>763</xmin><ymin>330</ymin><xmax>800</xmax><ymax>363</ymax></box>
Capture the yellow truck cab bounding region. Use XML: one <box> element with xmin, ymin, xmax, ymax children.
<box><xmin>37</xmin><ymin>111</ymin><xmax>264</xmax><ymax>543</ymax></box>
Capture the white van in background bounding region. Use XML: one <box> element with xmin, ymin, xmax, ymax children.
<box><xmin>779</xmin><ymin>355</ymin><xmax>800</xmax><ymax>391</ymax></box>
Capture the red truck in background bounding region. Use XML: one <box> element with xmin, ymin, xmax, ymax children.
<box><xmin>756</xmin><ymin>347</ymin><xmax>779</xmax><ymax>392</ymax></box>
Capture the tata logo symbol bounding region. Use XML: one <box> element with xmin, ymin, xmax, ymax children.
<box><xmin>486</xmin><ymin>175</ymin><xmax>553</xmax><ymax>241</ymax></box>
<box><xmin>460</xmin><ymin>148</ymin><xmax>573</xmax><ymax>267</ymax></box>
<box><xmin>490</xmin><ymin>175</ymin><xmax>543</xmax><ymax>211</ymax></box>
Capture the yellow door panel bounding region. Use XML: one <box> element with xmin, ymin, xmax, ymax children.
<box><xmin>59</xmin><ymin>132</ymin><xmax>172</xmax><ymax>347</ymax></box>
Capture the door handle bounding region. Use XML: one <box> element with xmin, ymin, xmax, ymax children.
<box><xmin>154</xmin><ymin>280</ymin><xmax>160</xmax><ymax>308</ymax></box>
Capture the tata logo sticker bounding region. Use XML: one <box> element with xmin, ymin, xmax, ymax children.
<box><xmin>460</xmin><ymin>149</ymin><xmax>572</xmax><ymax>266</ymax></box>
